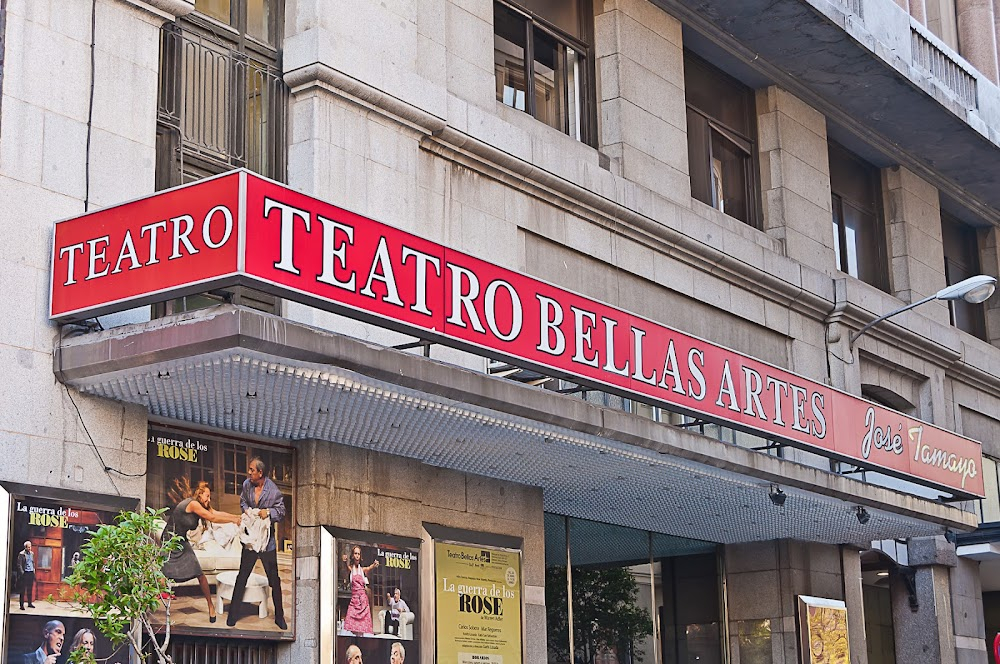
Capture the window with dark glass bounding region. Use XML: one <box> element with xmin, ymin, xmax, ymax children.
<box><xmin>155</xmin><ymin>0</ymin><xmax>286</xmax><ymax>316</ymax></box>
<box><xmin>828</xmin><ymin>143</ymin><xmax>889</xmax><ymax>291</ymax></box>
<box><xmin>493</xmin><ymin>0</ymin><xmax>595</xmax><ymax>144</ymax></box>
<box><xmin>684</xmin><ymin>52</ymin><xmax>759</xmax><ymax>227</ymax></box>
<box><xmin>942</xmin><ymin>212</ymin><xmax>989</xmax><ymax>340</ymax></box>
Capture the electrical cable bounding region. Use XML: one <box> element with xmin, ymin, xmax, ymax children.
<box><xmin>83</xmin><ymin>0</ymin><xmax>97</xmax><ymax>213</ymax></box>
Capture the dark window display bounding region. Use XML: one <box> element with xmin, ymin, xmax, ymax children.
<box><xmin>5</xmin><ymin>496</ymin><xmax>128</xmax><ymax>663</ymax></box>
<box><xmin>146</xmin><ymin>428</ymin><xmax>294</xmax><ymax>638</ymax></box>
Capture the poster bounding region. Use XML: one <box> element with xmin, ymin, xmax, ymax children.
<box><xmin>333</xmin><ymin>534</ymin><xmax>420</xmax><ymax>664</ymax></box>
<box><xmin>435</xmin><ymin>542</ymin><xmax>522</xmax><ymax>664</ymax></box>
<box><xmin>146</xmin><ymin>428</ymin><xmax>294</xmax><ymax>637</ymax></box>
<box><xmin>798</xmin><ymin>596</ymin><xmax>850</xmax><ymax>664</ymax></box>
<box><xmin>5</xmin><ymin>496</ymin><xmax>129</xmax><ymax>663</ymax></box>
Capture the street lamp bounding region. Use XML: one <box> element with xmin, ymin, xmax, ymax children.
<box><xmin>849</xmin><ymin>275</ymin><xmax>997</xmax><ymax>348</ymax></box>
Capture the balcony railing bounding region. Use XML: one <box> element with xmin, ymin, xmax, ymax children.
<box><xmin>910</xmin><ymin>25</ymin><xmax>978</xmax><ymax>109</ymax></box>
<box><xmin>157</xmin><ymin>25</ymin><xmax>288</xmax><ymax>182</ymax></box>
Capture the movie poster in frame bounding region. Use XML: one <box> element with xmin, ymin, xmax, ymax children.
<box><xmin>4</xmin><ymin>493</ymin><xmax>130</xmax><ymax>663</ymax></box>
<box><xmin>146</xmin><ymin>427</ymin><xmax>295</xmax><ymax>638</ymax></box>
<box><xmin>798</xmin><ymin>595</ymin><xmax>850</xmax><ymax>664</ymax></box>
<box><xmin>323</xmin><ymin>528</ymin><xmax>421</xmax><ymax>664</ymax></box>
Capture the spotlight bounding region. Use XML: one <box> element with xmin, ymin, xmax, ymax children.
<box><xmin>856</xmin><ymin>506</ymin><xmax>871</xmax><ymax>525</ymax></box>
<box><xmin>769</xmin><ymin>485</ymin><xmax>787</xmax><ymax>507</ymax></box>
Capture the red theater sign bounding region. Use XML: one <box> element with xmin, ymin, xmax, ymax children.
<box><xmin>50</xmin><ymin>171</ymin><xmax>985</xmax><ymax>497</ymax></box>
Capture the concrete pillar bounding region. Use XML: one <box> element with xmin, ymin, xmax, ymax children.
<box><xmin>894</xmin><ymin>536</ymin><xmax>960</xmax><ymax>664</ymax></box>
<box><xmin>951</xmin><ymin>558</ymin><xmax>988</xmax><ymax>664</ymax></box>
<box><xmin>894</xmin><ymin>0</ymin><xmax>911</xmax><ymax>13</ymax></box>
<box><xmin>912</xmin><ymin>0</ymin><xmax>928</xmax><ymax>23</ymax></box>
<box><xmin>755</xmin><ymin>86</ymin><xmax>837</xmax><ymax>273</ymax></box>
<box><xmin>595</xmin><ymin>0</ymin><xmax>690</xmax><ymax>205</ymax></box>
<box><xmin>957</xmin><ymin>0</ymin><xmax>1000</xmax><ymax>83</ymax></box>
<box><xmin>882</xmin><ymin>165</ymin><xmax>950</xmax><ymax>326</ymax></box>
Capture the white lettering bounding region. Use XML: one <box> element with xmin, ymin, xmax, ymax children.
<box><xmin>401</xmin><ymin>246</ymin><xmax>440</xmax><ymax>315</ymax></box>
<box><xmin>112</xmin><ymin>230</ymin><xmax>141</xmax><ymax>274</ymax></box>
<box><xmin>60</xmin><ymin>243</ymin><xmax>85</xmax><ymax>285</ymax></box>
<box><xmin>202</xmin><ymin>205</ymin><xmax>233</xmax><ymax>249</ymax></box>
<box><xmin>85</xmin><ymin>236</ymin><xmax>110</xmax><ymax>280</ymax></box>
<box><xmin>447</xmin><ymin>264</ymin><xmax>485</xmax><ymax>333</ymax></box>
<box><xmin>359</xmin><ymin>237</ymin><xmax>404</xmax><ymax>306</ymax></box>
<box><xmin>570</xmin><ymin>307</ymin><xmax>599</xmax><ymax>367</ymax></box>
<box><xmin>536</xmin><ymin>295</ymin><xmax>565</xmax><ymax>356</ymax></box>
<box><xmin>169</xmin><ymin>214</ymin><xmax>198</xmax><ymax>259</ymax></box>
<box><xmin>316</xmin><ymin>215</ymin><xmax>356</xmax><ymax>291</ymax></box>
<box><xmin>265</xmin><ymin>198</ymin><xmax>310</xmax><ymax>275</ymax></box>
<box><xmin>484</xmin><ymin>280</ymin><xmax>522</xmax><ymax>341</ymax></box>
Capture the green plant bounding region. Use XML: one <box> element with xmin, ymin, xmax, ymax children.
<box><xmin>64</xmin><ymin>508</ymin><xmax>182</xmax><ymax>664</ymax></box>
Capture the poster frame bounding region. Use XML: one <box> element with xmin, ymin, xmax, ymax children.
<box><xmin>320</xmin><ymin>526</ymin><xmax>424</xmax><ymax>664</ymax></box>
<box><xmin>797</xmin><ymin>595</ymin><xmax>851</xmax><ymax>664</ymax></box>
<box><xmin>432</xmin><ymin>536</ymin><xmax>525</xmax><ymax>664</ymax></box>
<box><xmin>0</xmin><ymin>483</ymin><xmax>139</xmax><ymax>662</ymax></box>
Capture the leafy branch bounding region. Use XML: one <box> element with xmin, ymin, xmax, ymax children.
<box><xmin>63</xmin><ymin>508</ymin><xmax>182</xmax><ymax>664</ymax></box>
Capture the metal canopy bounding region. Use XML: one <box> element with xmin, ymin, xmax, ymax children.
<box><xmin>54</xmin><ymin>306</ymin><xmax>976</xmax><ymax>544</ymax></box>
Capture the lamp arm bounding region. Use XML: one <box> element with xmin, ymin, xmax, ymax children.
<box><xmin>849</xmin><ymin>294</ymin><xmax>936</xmax><ymax>348</ymax></box>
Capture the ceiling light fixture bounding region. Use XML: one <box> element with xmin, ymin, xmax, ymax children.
<box><xmin>769</xmin><ymin>485</ymin><xmax>787</xmax><ymax>507</ymax></box>
<box><xmin>856</xmin><ymin>506</ymin><xmax>871</xmax><ymax>525</ymax></box>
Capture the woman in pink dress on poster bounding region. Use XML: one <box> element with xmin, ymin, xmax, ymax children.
<box><xmin>342</xmin><ymin>545</ymin><xmax>379</xmax><ymax>635</ymax></box>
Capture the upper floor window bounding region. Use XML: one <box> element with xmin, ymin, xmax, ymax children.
<box><xmin>154</xmin><ymin>0</ymin><xmax>286</xmax><ymax>316</ymax></box>
<box><xmin>684</xmin><ymin>51</ymin><xmax>759</xmax><ymax>227</ymax></box>
<box><xmin>493</xmin><ymin>0</ymin><xmax>595</xmax><ymax>144</ymax></box>
<box><xmin>941</xmin><ymin>212</ymin><xmax>989</xmax><ymax>340</ymax></box>
<box><xmin>156</xmin><ymin>0</ymin><xmax>287</xmax><ymax>189</ymax></box>
<box><xmin>829</xmin><ymin>143</ymin><xmax>889</xmax><ymax>291</ymax></box>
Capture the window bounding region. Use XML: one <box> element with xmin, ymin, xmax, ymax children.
<box><xmin>684</xmin><ymin>52</ymin><xmax>759</xmax><ymax>227</ymax></box>
<box><xmin>942</xmin><ymin>212</ymin><xmax>988</xmax><ymax>340</ymax></box>
<box><xmin>493</xmin><ymin>0</ymin><xmax>595</xmax><ymax>144</ymax></box>
<box><xmin>829</xmin><ymin>143</ymin><xmax>889</xmax><ymax>291</ymax></box>
<box><xmin>155</xmin><ymin>0</ymin><xmax>286</xmax><ymax>316</ymax></box>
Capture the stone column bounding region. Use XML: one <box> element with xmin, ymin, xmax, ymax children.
<box><xmin>911</xmin><ymin>0</ymin><xmax>928</xmax><ymax>24</ymax></box>
<box><xmin>755</xmin><ymin>86</ymin><xmax>837</xmax><ymax>273</ymax></box>
<box><xmin>893</xmin><ymin>536</ymin><xmax>959</xmax><ymax>664</ymax></box>
<box><xmin>594</xmin><ymin>0</ymin><xmax>690</xmax><ymax>205</ymax></box>
<box><xmin>882</xmin><ymin>166</ymin><xmax>950</xmax><ymax>326</ymax></box>
<box><xmin>980</xmin><ymin>227</ymin><xmax>1000</xmax><ymax>345</ymax></box>
<box><xmin>957</xmin><ymin>0</ymin><xmax>1000</xmax><ymax>84</ymax></box>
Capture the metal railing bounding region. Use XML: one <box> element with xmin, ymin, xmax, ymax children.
<box><xmin>158</xmin><ymin>25</ymin><xmax>288</xmax><ymax>181</ymax></box>
<box><xmin>150</xmin><ymin>636</ymin><xmax>276</xmax><ymax>663</ymax></box>
<box><xmin>911</xmin><ymin>26</ymin><xmax>978</xmax><ymax>109</ymax></box>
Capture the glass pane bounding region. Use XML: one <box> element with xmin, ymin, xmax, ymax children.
<box><xmin>710</xmin><ymin>130</ymin><xmax>751</xmax><ymax>224</ymax></box>
<box><xmin>37</xmin><ymin>546</ymin><xmax>53</xmax><ymax>570</ymax></box>
<box><xmin>841</xmin><ymin>201</ymin><xmax>884</xmax><ymax>288</ymax></box>
<box><xmin>661</xmin><ymin>554</ymin><xmax>722</xmax><ymax>664</ymax></box>
<box><xmin>737</xmin><ymin>619</ymin><xmax>772</xmax><ymax>664</ymax></box>
<box><xmin>687</xmin><ymin>110</ymin><xmax>712</xmax><ymax>207</ymax></box>
<box><xmin>533</xmin><ymin>29</ymin><xmax>565</xmax><ymax>133</ymax></box>
<box><xmin>569</xmin><ymin>520</ymin><xmax>654</xmax><ymax>664</ymax></box>
<box><xmin>545</xmin><ymin>514</ymin><xmax>571</xmax><ymax>663</ymax></box>
<box><xmin>832</xmin><ymin>197</ymin><xmax>844</xmax><ymax>272</ymax></box>
<box><xmin>495</xmin><ymin>5</ymin><xmax>528</xmax><ymax>112</ymax></box>
<box><xmin>247</xmin><ymin>0</ymin><xmax>271</xmax><ymax>42</ymax></box>
<box><xmin>195</xmin><ymin>0</ymin><xmax>232</xmax><ymax>24</ymax></box>
<box><xmin>517</xmin><ymin>0</ymin><xmax>583</xmax><ymax>40</ymax></box>
<box><xmin>684</xmin><ymin>54</ymin><xmax>752</xmax><ymax>136</ymax></box>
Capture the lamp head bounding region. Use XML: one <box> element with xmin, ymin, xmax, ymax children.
<box><xmin>769</xmin><ymin>485</ymin><xmax>787</xmax><ymax>507</ymax></box>
<box><xmin>856</xmin><ymin>506</ymin><xmax>871</xmax><ymax>525</ymax></box>
<box><xmin>934</xmin><ymin>275</ymin><xmax>996</xmax><ymax>304</ymax></box>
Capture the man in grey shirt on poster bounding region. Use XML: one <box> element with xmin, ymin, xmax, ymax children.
<box><xmin>16</xmin><ymin>541</ymin><xmax>36</xmax><ymax>610</ymax></box>
<box><xmin>227</xmin><ymin>456</ymin><xmax>287</xmax><ymax>630</ymax></box>
<box><xmin>384</xmin><ymin>588</ymin><xmax>409</xmax><ymax>636</ymax></box>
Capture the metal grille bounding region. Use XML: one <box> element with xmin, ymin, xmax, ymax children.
<box><xmin>153</xmin><ymin>636</ymin><xmax>277</xmax><ymax>664</ymax></box>
<box><xmin>157</xmin><ymin>25</ymin><xmax>288</xmax><ymax>182</ymax></box>
<box><xmin>911</xmin><ymin>26</ymin><xmax>978</xmax><ymax>109</ymax></box>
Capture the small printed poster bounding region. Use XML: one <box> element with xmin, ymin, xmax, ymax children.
<box><xmin>5</xmin><ymin>496</ymin><xmax>129</xmax><ymax>663</ymax></box>
<box><xmin>332</xmin><ymin>534</ymin><xmax>420</xmax><ymax>664</ymax></box>
<box><xmin>435</xmin><ymin>542</ymin><xmax>522</xmax><ymax>664</ymax></box>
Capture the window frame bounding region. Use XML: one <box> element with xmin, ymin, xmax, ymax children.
<box><xmin>493</xmin><ymin>0</ymin><xmax>598</xmax><ymax>146</ymax></box>
<box><xmin>941</xmin><ymin>211</ymin><xmax>989</xmax><ymax>340</ymax></box>
<box><xmin>683</xmin><ymin>50</ymin><xmax>762</xmax><ymax>229</ymax></box>
<box><xmin>828</xmin><ymin>142</ymin><xmax>890</xmax><ymax>292</ymax></box>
